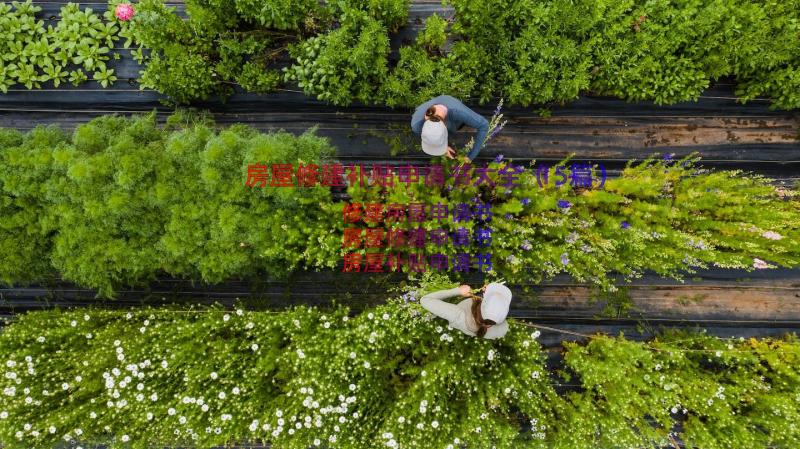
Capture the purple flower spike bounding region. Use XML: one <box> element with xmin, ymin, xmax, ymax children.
<box><xmin>560</xmin><ymin>253</ymin><xmax>569</xmax><ymax>266</ymax></box>
<box><xmin>489</xmin><ymin>124</ymin><xmax>505</xmax><ymax>140</ymax></box>
<box><xmin>621</xmin><ymin>221</ymin><xmax>630</xmax><ymax>229</ymax></box>
<box><xmin>663</xmin><ymin>153</ymin><xmax>674</xmax><ymax>162</ymax></box>
<box><xmin>504</xmin><ymin>213</ymin><xmax>513</xmax><ymax>220</ymax></box>
<box><xmin>521</xmin><ymin>198</ymin><xmax>530</xmax><ymax>206</ymax></box>
<box><xmin>494</xmin><ymin>154</ymin><xmax>504</xmax><ymax>163</ymax></box>
<box><xmin>557</xmin><ymin>200</ymin><xmax>571</xmax><ymax>209</ymax></box>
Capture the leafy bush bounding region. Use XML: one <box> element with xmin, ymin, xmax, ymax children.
<box><xmin>0</xmin><ymin>112</ymin><xmax>338</xmax><ymax>296</ymax></box>
<box><xmin>124</xmin><ymin>0</ymin><xmax>320</xmax><ymax>103</ymax></box>
<box><xmin>417</xmin><ymin>13</ymin><xmax>447</xmax><ymax>52</ymax></box>
<box><xmin>124</xmin><ymin>0</ymin><xmax>407</xmax><ymax>104</ymax></box>
<box><xmin>230</xmin><ymin>0</ymin><xmax>321</xmax><ymax>30</ymax></box>
<box><xmin>333</xmin><ymin>0</ymin><xmax>410</xmax><ymax>32</ymax></box>
<box><xmin>0</xmin><ymin>0</ymin><xmax>121</xmax><ymax>91</ymax></box>
<box><xmin>379</xmin><ymin>42</ymin><xmax>491</xmax><ymax>107</ymax></box>
<box><xmin>0</xmin><ymin>297</ymin><xmax>797</xmax><ymax>448</ymax></box>
<box><xmin>0</xmin><ymin>126</ymin><xmax>66</xmax><ymax>284</ymax></box>
<box><xmin>731</xmin><ymin>0</ymin><xmax>800</xmax><ymax>110</ymax></box>
<box><xmin>284</xmin><ymin>9</ymin><xmax>391</xmax><ymax>105</ymax></box>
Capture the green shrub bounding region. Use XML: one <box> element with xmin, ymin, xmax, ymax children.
<box><xmin>0</xmin><ymin>298</ymin><xmax>797</xmax><ymax>448</ymax></box>
<box><xmin>334</xmin><ymin>0</ymin><xmax>410</xmax><ymax>32</ymax></box>
<box><xmin>231</xmin><ymin>0</ymin><xmax>320</xmax><ymax>30</ymax></box>
<box><xmin>732</xmin><ymin>0</ymin><xmax>800</xmax><ymax>110</ymax></box>
<box><xmin>284</xmin><ymin>9</ymin><xmax>391</xmax><ymax>105</ymax></box>
<box><xmin>0</xmin><ymin>126</ymin><xmax>67</xmax><ymax>284</ymax></box>
<box><xmin>125</xmin><ymin>0</ymin><xmax>320</xmax><ymax>103</ymax></box>
<box><xmin>379</xmin><ymin>41</ymin><xmax>493</xmax><ymax>107</ymax></box>
<box><xmin>418</xmin><ymin>13</ymin><xmax>448</xmax><ymax>52</ymax></box>
<box><xmin>0</xmin><ymin>113</ymin><xmax>338</xmax><ymax>296</ymax></box>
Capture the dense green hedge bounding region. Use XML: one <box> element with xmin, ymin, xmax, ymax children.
<box><xmin>0</xmin><ymin>111</ymin><xmax>340</xmax><ymax>296</ymax></box>
<box><xmin>0</xmin><ymin>280</ymin><xmax>798</xmax><ymax>448</ymax></box>
<box><xmin>118</xmin><ymin>0</ymin><xmax>800</xmax><ymax>109</ymax></box>
<box><xmin>0</xmin><ymin>112</ymin><xmax>798</xmax><ymax>296</ymax></box>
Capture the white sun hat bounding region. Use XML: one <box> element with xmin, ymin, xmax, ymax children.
<box><xmin>481</xmin><ymin>283</ymin><xmax>512</xmax><ymax>323</ymax></box>
<box><xmin>420</xmin><ymin>120</ymin><xmax>448</xmax><ymax>156</ymax></box>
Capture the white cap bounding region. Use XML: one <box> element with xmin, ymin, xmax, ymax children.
<box><xmin>420</xmin><ymin>120</ymin><xmax>448</xmax><ymax>156</ymax></box>
<box><xmin>481</xmin><ymin>283</ymin><xmax>512</xmax><ymax>323</ymax></box>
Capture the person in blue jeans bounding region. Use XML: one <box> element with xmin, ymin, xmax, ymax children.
<box><xmin>410</xmin><ymin>95</ymin><xmax>490</xmax><ymax>162</ymax></box>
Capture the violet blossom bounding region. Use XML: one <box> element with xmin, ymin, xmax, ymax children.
<box><xmin>557</xmin><ymin>200</ymin><xmax>571</xmax><ymax>209</ymax></box>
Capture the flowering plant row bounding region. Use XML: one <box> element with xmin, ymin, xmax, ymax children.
<box><xmin>0</xmin><ymin>283</ymin><xmax>798</xmax><ymax>448</ymax></box>
<box><xmin>0</xmin><ymin>112</ymin><xmax>798</xmax><ymax>296</ymax></box>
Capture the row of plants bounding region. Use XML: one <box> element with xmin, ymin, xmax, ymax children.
<box><xmin>0</xmin><ymin>0</ymin><xmax>122</xmax><ymax>91</ymax></box>
<box><xmin>0</xmin><ymin>112</ymin><xmax>798</xmax><ymax>296</ymax></box>
<box><xmin>0</xmin><ymin>275</ymin><xmax>798</xmax><ymax>448</ymax></box>
<box><xmin>5</xmin><ymin>0</ymin><xmax>798</xmax><ymax>110</ymax></box>
<box><xmin>118</xmin><ymin>0</ymin><xmax>406</xmax><ymax>103</ymax></box>
<box><xmin>117</xmin><ymin>0</ymin><xmax>800</xmax><ymax>109</ymax></box>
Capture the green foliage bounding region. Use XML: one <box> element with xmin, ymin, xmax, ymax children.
<box><xmin>231</xmin><ymin>0</ymin><xmax>320</xmax><ymax>30</ymax></box>
<box><xmin>120</xmin><ymin>0</ymin><xmax>800</xmax><ymax>108</ymax></box>
<box><xmin>334</xmin><ymin>0</ymin><xmax>410</xmax><ymax>32</ymax></box>
<box><xmin>418</xmin><ymin>14</ymin><xmax>447</xmax><ymax>52</ymax></box>
<box><xmin>0</xmin><ymin>0</ymin><xmax>121</xmax><ymax>92</ymax></box>
<box><xmin>0</xmin><ymin>303</ymin><xmax>797</xmax><ymax>448</ymax></box>
<box><xmin>732</xmin><ymin>0</ymin><xmax>800</xmax><ymax>110</ymax></box>
<box><xmin>379</xmin><ymin>41</ymin><xmax>493</xmax><ymax>108</ymax></box>
<box><xmin>125</xmin><ymin>0</ymin><xmax>320</xmax><ymax>103</ymax></box>
<box><xmin>284</xmin><ymin>10</ymin><xmax>390</xmax><ymax>105</ymax></box>
<box><xmin>0</xmin><ymin>126</ymin><xmax>67</xmax><ymax>284</ymax></box>
<box><xmin>345</xmin><ymin>155</ymin><xmax>800</xmax><ymax>291</ymax></box>
<box><xmin>0</xmin><ymin>113</ymin><xmax>337</xmax><ymax>296</ymax></box>
<box><xmin>1</xmin><ymin>115</ymin><xmax>799</xmax><ymax>295</ymax></box>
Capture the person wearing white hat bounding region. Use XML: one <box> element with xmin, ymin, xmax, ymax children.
<box><xmin>411</xmin><ymin>95</ymin><xmax>490</xmax><ymax>162</ymax></box>
<box><xmin>419</xmin><ymin>282</ymin><xmax>512</xmax><ymax>339</ymax></box>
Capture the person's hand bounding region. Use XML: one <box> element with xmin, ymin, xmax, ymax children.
<box><xmin>462</xmin><ymin>155</ymin><xmax>472</xmax><ymax>164</ymax></box>
<box><xmin>458</xmin><ymin>284</ymin><xmax>472</xmax><ymax>297</ymax></box>
<box><xmin>444</xmin><ymin>146</ymin><xmax>456</xmax><ymax>159</ymax></box>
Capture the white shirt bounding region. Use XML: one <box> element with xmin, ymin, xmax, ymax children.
<box><xmin>420</xmin><ymin>287</ymin><xmax>509</xmax><ymax>339</ymax></box>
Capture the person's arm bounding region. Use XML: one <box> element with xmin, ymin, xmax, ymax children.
<box><xmin>420</xmin><ymin>287</ymin><xmax>467</xmax><ymax>323</ymax></box>
<box><xmin>411</xmin><ymin>115</ymin><xmax>425</xmax><ymax>136</ymax></box>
